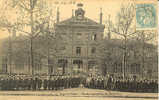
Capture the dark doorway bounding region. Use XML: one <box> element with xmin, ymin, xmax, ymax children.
<box><xmin>73</xmin><ymin>60</ymin><xmax>83</xmax><ymax>70</ymax></box>
<box><xmin>58</xmin><ymin>59</ymin><xmax>68</xmax><ymax>75</ymax></box>
<box><xmin>88</xmin><ymin>61</ymin><xmax>97</xmax><ymax>70</ymax></box>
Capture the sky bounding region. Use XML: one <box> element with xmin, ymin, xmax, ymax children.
<box><xmin>0</xmin><ymin>0</ymin><xmax>158</xmax><ymax>44</ymax></box>
<box><xmin>0</xmin><ymin>0</ymin><xmax>130</xmax><ymax>39</ymax></box>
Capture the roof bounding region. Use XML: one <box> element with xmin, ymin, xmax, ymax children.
<box><xmin>55</xmin><ymin>16</ymin><xmax>105</xmax><ymax>28</ymax></box>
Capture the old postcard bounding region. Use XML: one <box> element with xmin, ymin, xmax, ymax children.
<box><xmin>0</xmin><ymin>0</ymin><xmax>158</xmax><ymax>100</ymax></box>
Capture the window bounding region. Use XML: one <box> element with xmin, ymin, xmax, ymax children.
<box><xmin>92</xmin><ymin>34</ymin><xmax>97</xmax><ymax>40</ymax></box>
<box><xmin>91</xmin><ymin>47</ymin><xmax>96</xmax><ymax>54</ymax></box>
<box><xmin>131</xmin><ymin>63</ymin><xmax>139</xmax><ymax>74</ymax></box>
<box><xmin>73</xmin><ymin>60</ymin><xmax>83</xmax><ymax>68</ymax></box>
<box><xmin>77</xmin><ymin>33</ymin><xmax>82</xmax><ymax>39</ymax></box>
<box><xmin>76</xmin><ymin>47</ymin><xmax>81</xmax><ymax>55</ymax></box>
<box><xmin>88</xmin><ymin>61</ymin><xmax>97</xmax><ymax>70</ymax></box>
<box><xmin>58</xmin><ymin>59</ymin><xmax>68</xmax><ymax>68</ymax></box>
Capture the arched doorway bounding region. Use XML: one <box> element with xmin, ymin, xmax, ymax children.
<box><xmin>73</xmin><ymin>60</ymin><xmax>83</xmax><ymax>73</ymax></box>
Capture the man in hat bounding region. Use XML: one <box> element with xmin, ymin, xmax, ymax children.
<box><xmin>37</xmin><ymin>78</ymin><xmax>42</xmax><ymax>90</ymax></box>
<box><xmin>43</xmin><ymin>78</ymin><xmax>48</xmax><ymax>90</ymax></box>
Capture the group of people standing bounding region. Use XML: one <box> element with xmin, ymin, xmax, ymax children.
<box><xmin>0</xmin><ymin>75</ymin><xmax>84</xmax><ymax>91</ymax></box>
<box><xmin>0</xmin><ymin>74</ymin><xmax>158</xmax><ymax>93</ymax></box>
<box><xmin>85</xmin><ymin>76</ymin><xmax>158</xmax><ymax>93</ymax></box>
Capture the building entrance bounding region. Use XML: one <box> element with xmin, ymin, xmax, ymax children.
<box><xmin>73</xmin><ymin>60</ymin><xmax>83</xmax><ymax>72</ymax></box>
<box><xmin>58</xmin><ymin>59</ymin><xmax>68</xmax><ymax>75</ymax></box>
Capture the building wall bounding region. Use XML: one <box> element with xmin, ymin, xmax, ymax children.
<box><xmin>52</xmin><ymin>25</ymin><xmax>104</xmax><ymax>75</ymax></box>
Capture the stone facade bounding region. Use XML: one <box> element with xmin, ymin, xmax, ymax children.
<box><xmin>52</xmin><ymin>4</ymin><xmax>105</xmax><ymax>75</ymax></box>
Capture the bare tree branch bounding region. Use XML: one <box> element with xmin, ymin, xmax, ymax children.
<box><xmin>19</xmin><ymin>1</ymin><xmax>30</xmax><ymax>12</ymax></box>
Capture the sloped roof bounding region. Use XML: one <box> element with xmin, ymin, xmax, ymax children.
<box><xmin>55</xmin><ymin>16</ymin><xmax>104</xmax><ymax>28</ymax></box>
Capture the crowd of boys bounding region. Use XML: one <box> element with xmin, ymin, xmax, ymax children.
<box><xmin>0</xmin><ymin>75</ymin><xmax>157</xmax><ymax>93</ymax></box>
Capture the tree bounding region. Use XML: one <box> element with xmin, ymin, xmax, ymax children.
<box><xmin>100</xmin><ymin>38</ymin><xmax>123</xmax><ymax>76</ymax></box>
<box><xmin>135</xmin><ymin>30</ymin><xmax>157</xmax><ymax>78</ymax></box>
<box><xmin>35</xmin><ymin>23</ymin><xmax>56</xmax><ymax>75</ymax></box>
<box><xmin>106</xmin><ymin>3</ymin><xmax>137</xmax><ymax>78</ymax></box>
<box><xmin>0</xmin><ymin>0</ymin><xmax>54</xmax><ymax>75</ymax></box>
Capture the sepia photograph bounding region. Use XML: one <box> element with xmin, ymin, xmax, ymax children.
<box><xmin>0</xmin><ymin>0</ymin><xmax>158</xmax><ymax>100</ymax></box>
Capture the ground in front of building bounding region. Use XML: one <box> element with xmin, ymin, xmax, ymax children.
<box><xmin>0</xmin><ymin>88</ymin><xmax>157</xmax><ymax>100</ymax></box>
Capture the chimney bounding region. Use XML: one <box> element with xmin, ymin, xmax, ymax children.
<box><xmin>100</xmin><ymin>8</ymin><xmax>103</xmax><ymax>24</ymax></box>
<box><xmin>107</xmin><ymin>15</ymin><xmax>111</xmax><ymax>40</ymax></box>
<box><xmin>57</xmin><ymin>7</ymin><xmax>60</xmax><ymax>23</ymax></box>
<box><xmin>72</xmin><ymin>9</ymin><xmax>74</xmax><ymax>17</ymax></box>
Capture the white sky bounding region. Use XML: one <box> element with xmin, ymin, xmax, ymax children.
<box><xmin>0</xmin><ymin>0</ymin><xmax>157</xmax><ymax>44</ymax></box>
<box><xmin>0</xmin><ymin>0</ymin><xmax>127</xmax><ymax>39</ymax></box>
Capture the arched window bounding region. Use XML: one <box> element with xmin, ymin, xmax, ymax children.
<box><xmin>92</xmin><ymin>34</ymin><xmax>97</xmax><ymax>40</ymax></box>
<box><xmin>76</xmin><ymin>47</ymin><xmax>81</xmax><ymax>55</ymax></box>
<box><xmin>91</xmin><ymin>47</ymin><xmax>96</xmax><ymax>54</ymax></box>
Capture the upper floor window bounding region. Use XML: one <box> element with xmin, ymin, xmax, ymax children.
<box><xmin>92</xmin><ymin>34</ymin><xmax>97</xmax><ymax>40</ymax></box>
<box><xmin>76</xmin><ymin>47</ymin><xmax>81</xmax><ymax>55</ymax></box>
<box><xmin>77</xmin><ymin>33</ymin><xmax>82</xmax><ymax>39</ymax></box>
<box><xmin>91</xmin><ymin>47</ymin><xmax>96</xmax><ymax>54</ymax></box>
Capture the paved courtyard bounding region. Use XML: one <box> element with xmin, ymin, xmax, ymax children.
<box><xmin>0</xmin><ymin>88</ymin><xmax>157</xmax><ymax>100</ymax></box>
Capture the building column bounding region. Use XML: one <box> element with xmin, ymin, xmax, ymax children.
<box><xmin>65</xmin><ymin>58</ymin><xmax>70</xmax><ymax>75</ymax></box>
<box><xmin>67</xmin><ymin>58</ymin><xmax>73</xmax><ymax>75</ymax></box>
<box><xmin>83</xmin><ymin>59</ymin><xmax>88</xmax><ymax>74</ymax></box>
<box><xmin>53</xmin><ymin>58</ymin><xmax>58</xmax><ymax>75</ymax></box>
